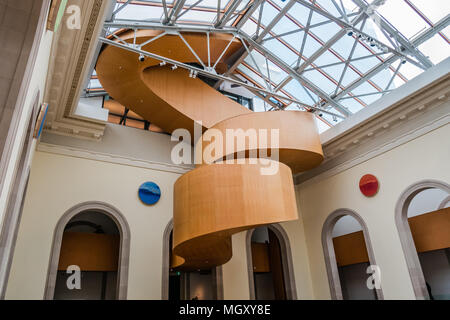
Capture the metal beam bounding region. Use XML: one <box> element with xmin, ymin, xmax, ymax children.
<box><xmin>103</xmin><ymin>19</ymin><xmax>349</xmax><ymax>116</ymax></box>
<box><xmin>112</xmin><ymin>0</ymin><xmax>132</xmax><ymax>19</ymax></box>
<box><xmin>296</xmin><ymin>0</ymin><xmax>421</xmax><ymax>64</ymax></box>
<box><xmin>295</xmin><ymin>0</ymin><xmax>315</xmax><ymax>68</ymax></box>
<box><xmin>331</xmin><ymin>14</ymin><xmax>449</xmax><ymax>104</ymax></box>
<box><xmin>213</xmin><ymin>0</ymin><xmax>296</xmax><ymax>89</ymax></box>
<box><xmin>242</xmin><ymin>33</ymin><xmax>351</xmax><ymax>116</ymax></box>
<box><xmin>273</xmin><ymin>3</ymin><xmax>366</xmax><ymax>92</ymax></box>
<box><xmin>235</xmin><ymin>0</ymin><xmax>264</xmax><ymax>29</ymax></box>
<box><xmin>163</xmin><ymin>0</ymin><xmax>186</xmax><ymax>25</ymax></box>
<box><xmin>176</xmin><ymin>0</ymin><xmax>204</xmax><ymax>21</ymax></box>
<box><xmin>275</xmin><ymin>0</ymin><xmax>425</xmax><ymax>96</ymax></box>
<box><xmin>230</xmin><ymin>75</ymin><xmax>281</xmax><ymax>110</ymax></box>
<box><xmin>410</xmin><ymin>14</ymin><xmax>450</xmax><ymax>44</ymax></box>
<box><xmin>99</xmin><ymin>4</ymin><xmax>449</xmax><ymax>120</ymax></box>
<box><xmin>104</xmin><ymin>20</ymin><xmax>236</xmax><ymax>33</ymax></box>
<box><xmin>351</xmin><ymin>0</ymin><xmax>433</xmax><ymax>69</ymax></box>
<box><xmin>82</xmin><ymin>0</ymin><xmax>117</xmax><ymax>94</ymax></box>
<box><xmin>98</xmin><ymin>36</ymin><xmax>345</xmax><ymax>119</ymax></box>
<box><xmin>256</xmin><ymin>0</ymin><xmax>296</xmax><ymax>41</ymax></box>
<box><xmin>215</xmin><ymin>0</ymin><xmax>242</xmax><ymax>28</ymax></box>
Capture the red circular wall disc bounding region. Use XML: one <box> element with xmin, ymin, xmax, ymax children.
<box><xmin>359</xmin><ymin>174</ymin><xmax>379</xmax><ymax>197</ymax></box>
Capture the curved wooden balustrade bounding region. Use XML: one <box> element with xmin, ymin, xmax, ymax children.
<box><xmin>173</xmin><ymin>161</ymin><xmax>298</xmax><ymax>269</ymax></box>
<box><xmin>97</xmin><ymin>30</ymin><xmax>324</xmax><ymax>270</ymax></box>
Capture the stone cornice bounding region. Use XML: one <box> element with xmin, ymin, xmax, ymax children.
<box><xmin>43</xmin><ymin>0</ymin><xmax>110</xmax><ymax>141</ymax></box>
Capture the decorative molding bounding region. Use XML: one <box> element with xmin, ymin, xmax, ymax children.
<box><xmin>297</xmin><ymin>113</ymin><xmax>449</xmax><ymax>186</ymax></box>
<box><xmin>37</xmin><ymin>142</ymin><xmax>193</xmax><ymax>174</ymax></box>
<box><xmin>64</xmin><ymin>0</ymin><xmax>103</xmax><ymax>117</ymax></box>
<box><xmin>295</xmin><ymin>76</ymin><xmax>450</xmax><ymax>186</ymax></box>
<box><xmin>43</xmin><ymin>0</ymin><xmax>112</xmax><ymax>141</ymax></box>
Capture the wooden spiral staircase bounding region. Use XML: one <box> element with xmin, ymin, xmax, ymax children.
<box><xmin>97</xmin><ymin>30</ymin><xmax>323</xmax><ymax>270</ymax></box>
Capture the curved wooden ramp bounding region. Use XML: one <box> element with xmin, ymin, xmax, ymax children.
<box><xmin>97</xmin><ymin>30</ymin><xmax>324</xmax><ymax>270</ymax></box>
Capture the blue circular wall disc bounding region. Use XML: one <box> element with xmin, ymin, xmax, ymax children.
<box><xmin>138</xmin><ymin>182</ymin><xmax>161</xmax><ymax>205</ymax></box>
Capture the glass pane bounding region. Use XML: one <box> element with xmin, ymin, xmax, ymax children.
<box><xmin>252</xmin><ymin>96</ymin><xmax>267</xmax><ymax>112</ymax></box>
<box><xmin>288</xmin><ymin>3</ymin><xmax>315</xmax><ymax>26</ymax></box>
<box><xmin>377</xmin><ymin>1</ymin><xmax>429</xmax><ymax>39</ymax></box>
<box><xmin>410</xmin><ymin>0</ymin><xmax>450</xmax><ymax>24</ymax></box>
<box><xmin>115</xmin><ymin>4</ymin><xmax>164</xmax><ymax>20</ymax></box>
<box><xmin>418</xmin><ymin>34</ymin><xmax>450</xmax><ymax>64</ymax></box>
<box><xmin>272</xmin><ymin>16</ymin><xmax>301</xmax><ymax>35</ymax></box>
<box><xmin>359</xmin><ymin>92</ymin><xmax>384</xmax><ymax>105</ymax></box>
<box><xmin>178</xmin><ymin>10</ymin><xmax>217</xmax><ymax>24</ymax></box>
<box><xmin>284</xmin><ymin>80</ymin><xmax>317</xmax><ymax>105</ymax></box>
<box><xmin>369</xmin><ymin>67</ymin><xmax>398</xmax><ymax>91</ymax></box>
<box><xmin>303</xmin><ymin>69</ymin><xmax>336</xmax><ymax>94</ymax></box>
<box><xmin>339</xmin><ymin>97</ymin><xmax>364</xmax><ymax>113</ymax></box>
<box><xmin>309</xmin><ymin>21</ymin><xmax>342</xmax><ymax>43</ymax></box>
<box><xmin>241</xmin><ymin>19</ymin><xmax>257</xmax><ymax>36</ymax></box>
<box><xmin>238</xmin><ymin>65</ymin><xmax>267</xmax><ymax>88</ymax></box>
<box><xmin>315</xmin><ymin>117</ymin><xmax>331</xmax><ymax>133</ymax></box>
<box><xmin>263</xmin><ymin>38</ymin><xmax>299</xmax><ymax>66</ymax></box>
<box><xmin>351</xmin><ymin>81</ymin><xmax>379</xmax><ymax>96</ymax></box>
<box><xmin>340</xmin><ymin>68</ymin><xmax>360</xmax><ymax>87</ymax></box>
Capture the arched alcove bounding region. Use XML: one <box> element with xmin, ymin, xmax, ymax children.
<box><xmin>322</xmin><ymin>209</ymin><xmax>383</xmax><ymax>300</ymax></box>
<box><xmin>44</xmin><ymin>202</ymin><xmax>130</xmax><ymax>300</ymax></box>
<box><xmin>246</xmin><ymin>224</ymin><xmax>297</xmax><ymax>300</ymax></box>
<box><xmin>395</xmin><ymin>180</ymin><xmax>450</xmax><ymax>300</ymax></box>
<box><xmin>161</xmin><ymin>219</ymin><xmax>223</xmax><ymax>300</ymax></box>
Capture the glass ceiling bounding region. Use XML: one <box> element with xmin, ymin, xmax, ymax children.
<box><xmin>87</xmin><ymin>0</ymin><xmax>450</xmax><ymax>133</ymax></box>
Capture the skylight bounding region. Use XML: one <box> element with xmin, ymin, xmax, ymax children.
<box><xmin>86</xmin><ymin>0</ymin><xmax>450</xmax><ymax>133</ymax></box>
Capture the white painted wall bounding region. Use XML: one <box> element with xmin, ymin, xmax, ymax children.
<box><xmin>222</xmin><ymin>232</ymin><xmax>250</xmax><ymax>300</ymax></box>
<box><xmin>297</xmin><ymin>123</ymin><xmax>450</xmax><ymax>299</ymax></box>
<box><xmin>5</xmin><ymin>127</ymin><xmax>187</xmax><ymax>299</ymax></box>
<box><xmin>5</xmin><ymin>111</ymin><xmax>449</xmax><ymax>300</ymax></box>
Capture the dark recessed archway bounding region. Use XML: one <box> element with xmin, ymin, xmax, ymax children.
<box><xmin>322</xmin><ymin>209</ymin><xmax>383</xmax><ymax>300</ymax></box>
<box><xmin>246</xmin><ymin>224</ymin><xmax>297</xmax><ymax>300</ymax></box>
<box><xmin>162</xmin><ymin>219</ymin><xmax>223</xmax><ymax>300</ymax></box>
<box><xmin>395</xmin><ymin>180</ymin><xmax>450</xmax><ymax>300</ymax></box>
<box><xmin>44</xmin><ymin>202</ymin><xmax>130</xmax><ymax>300</ymax></box>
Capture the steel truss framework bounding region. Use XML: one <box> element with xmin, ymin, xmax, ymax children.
<box><xmin>87</xmin><ymin>0</ymin><xmax>450</xmax><ymax>129</ymax></box>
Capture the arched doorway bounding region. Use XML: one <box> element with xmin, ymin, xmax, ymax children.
<box><xmin>162</xmin><ymin>220</ymin><xmax>223</xmax><ymax>300</ymax></box>
<box><xmin>395</xmin><ymin>180</ymin><xmax>450</xmax><ymax>300</ymax></box>
<box><xmin>322</xmin><ymin>209</ymin><xmax>383</xmax><ymax>300</ymax></box>
<box><xmin>45</xmin><ymin>202</ymin><xmax>130</xmax><ymax>300</ymax></box>
<box><xmin>246</xmin><ymin>224</ymin><xmax>297</xmax><ymax>300</ymax></box>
